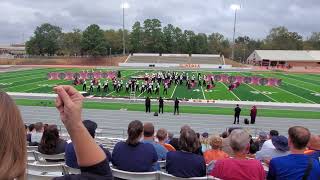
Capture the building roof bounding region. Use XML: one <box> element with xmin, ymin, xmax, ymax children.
<box><xmin>254</xmin><ymin>50</ymin><xmax>320</xmax><ymax>62</ymax></box>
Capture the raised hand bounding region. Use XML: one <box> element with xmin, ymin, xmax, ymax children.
<box><xmin>54</xmin><ymin>85</ymin><xmax>84</xmax><ymax>129</ymax></box>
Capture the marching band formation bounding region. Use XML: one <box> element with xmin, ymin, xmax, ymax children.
<box><xmin>73</xmin><ymin>70</ymin><xmax>231</xmax><ymax>95</ymax></box>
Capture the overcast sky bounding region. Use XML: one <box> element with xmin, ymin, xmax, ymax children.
<box><xmin>0</xmin><ymin>0</ymin><xmax>319</xmax><ymax>44</ymax></box>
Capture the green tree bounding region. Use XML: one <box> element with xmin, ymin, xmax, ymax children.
<box><xmin>105</xmin><ymin>29</ymin><xmax>122</xmax><ymax>54</ymax></box>
<box><xmin>304</xmin><ymin>32</ymin><xmax>320</xmax><ymax>50</ymax></box>
<box><xmin>81</xmin><ymin>24</ymin><xmax>109</xmax><ymax>56</ymax></box>
<box><xmin>173</xmin><ymin>27</ymin><xmax>187</xmax><ymax>53</ymax></box>
<box><xmin>129</xmin><ymin>21</ymin><xmax>144</xmax><ymax>53</ymax></box>
<box><xmin>163</xmin><ymin>24</ymin><xmax>176</xmax><ymax>53</ymax></box>
<box><xmin>143</xmin><ymin>19</ymin><xmax>163</xmax><ymax>53</ymax></box>
<box><xmin>26</xmin><ymin>23</ymin><xmax>62</xmax><ymax>55</ymax></box>
<box><xmin>60</xmin><ymin>29</ymin><xmax>82</xmax><ymax>56</ymax></box>
<box><xmin>264</xmin><ymin>26</ymin><xmax>303</xmax><ymax>50</ymax></box>
<box><xmin>208</xmin><ymin>33</ymin><xmax>230</xmax><ymax>57</ymax></box>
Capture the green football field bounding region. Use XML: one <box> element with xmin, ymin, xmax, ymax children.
<box><xmin>0</xmin><ymin>68</ymin><xmax>320</xmax><ymax>104</ymax></box>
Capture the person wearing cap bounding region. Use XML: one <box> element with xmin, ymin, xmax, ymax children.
<box><xmin>256</xmin><ymin>135</ymin><xmax>290</xmax><ymax>161</ymax></box>
<box><xmin>65</xmin><ymin>120</ymin><xmax>112</xmax><ymax>169</ymax></box>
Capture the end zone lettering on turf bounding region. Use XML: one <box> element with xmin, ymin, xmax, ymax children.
<box><xmin>179</xmin><ymin>64</ymin><xmax>200</xmax><ymax>68</ymax></box>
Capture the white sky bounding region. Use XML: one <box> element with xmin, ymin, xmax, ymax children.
<box><xmin>0</xmin><ymin>0</ymin><xmax>319</xmax><ymax>44</ymax></box>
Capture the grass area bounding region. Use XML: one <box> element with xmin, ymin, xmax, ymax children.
<box><xmin>14</xmin><ymin>99</ymin><xmax>320</xmax><ymax>119</ymax></box>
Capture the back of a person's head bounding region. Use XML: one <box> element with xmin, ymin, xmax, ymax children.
<box><xmin>229</xmin><ymin>129</ymin><xmax>250</xmax><ymax>153</ymax></box>
<box><xmin>156</xmin><ymin>128</ymin><xmax>168</xmax><ymax>142</ymax></box>
<box><xmin>288</xmin><ymin>126</ymin><xmax>310</xmax><ymax>150</ymax></box>
<box><xmin>228</xmin><ymin>127</ymin><xmax>242</xmax><ymax>136</ymax></box>
<box><xmin>0</xmin><ymin>91</ymin><xmax>26</xmax><ymax>179</ymax></box>
<box><xmin>179</xmin><ymin>128</ymin><xmax>200</xmax><ymax>153</ymax></box>
<box><xmin>83</xmin><ymin>120</ymin><xmax>97</xmax><ymax>138</ymax></box>
<box><xmin>269</xmin><ymin>130</ymin><xmax>279</xmax><ymax>137</ymax></box>
<box><xmin>143</xmin><ymin>122</ymin><xmax>155</xmax><ymax>137</ymax></box>
<box><xmin>180</xmin><ymin>125</ymin><xmax>191</xmax><ymax>134</ymax></box>
<box><xmin>127</xmin><ymin>120</ymin><xmax>143</xmax><ymax>146</ymax></box>
<box><xmin>168</xmin><ymin>132</ymin><xmax>174</xmax><ymax>140</ymax></box>
<box><xmin>209</xmin><ymin>135</ymin><xmax>223</xmax><ymax>150</ymax></box>
<box><xmin>221</xmin><ymin>131</ymin><xmax>228</xmax><ymax>138</ymax></box>
<box><xmin>28</xmin><ymin>124</ymin><xmax>35</xmax><ymax>132</ymax></box>
<box><xmin>34</xmin><ymin>122</ymin><xmax>44</xmax><ymax>132</ymax></box>
<box><xmin>39</xmin><ymin>125</ymin><xmax>60</xmax><ymax>154</ymax></box>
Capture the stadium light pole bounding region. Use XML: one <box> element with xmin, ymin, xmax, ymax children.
<box><xmin>121</xmin><ymin>2</ymin><xmax>130</xmax><ymax>56</ymax></box>
<box><xmin>230</xmin><ymin>4</ymin><xmax>240</xmax><ymax>60</ymax></box>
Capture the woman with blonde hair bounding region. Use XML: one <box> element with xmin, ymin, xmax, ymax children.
<box><xmin>203</xmin><ymin>135</ymin><xmax>229</xmax><ymax>164</ymax></box>
<box><xmin>0</xmin><ymin>91</ymin><xmax>26</xmax><ymax>179</ymax></box>
<box><xmin>0</xmin><ymin>86</ymin><xmax>113</xmax><ymax>179</ymax></box>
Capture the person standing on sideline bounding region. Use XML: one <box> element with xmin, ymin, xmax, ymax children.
<box><xmin>250</xmin><ymin>106</ymin><xmax>257</xmax><ymax>124</ymax></box>
<box><xmin>174</xmin><ymin>98</ymin><xmax>180</xmax><ymax>115</ymax></box>
<box><xmin>234</xmin><ymin>104</ymin><xmax>241</xmax><ymax>124</ymax></box>
<box><xmin>145</xmin><ymin>97</ymin><xmax>151</xmax><ymax>113</ymax></box>
<box><xmin>159</xmin><ymin>97</ymin><xmax>164</xmax><ymax>114</ymax></box>
<box><xmin>82</xmin><ymin>80</ymin><xmax>87</xmax><ymax>91</ymax></box>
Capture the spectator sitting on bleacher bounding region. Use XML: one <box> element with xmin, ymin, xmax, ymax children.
<box><xmin>305</xmin><ymin>134</ymin><xmax>320</xmax><ymax>161</ymax></box>
<box><xmin>254</xmin><ymin>131</ymin><xmax>269</xmax><ymax>151</ymax></box>
<box><xmin>221</xmin><ymin>127</ymin><xmax>242</xmax><ymax>156</ymax></box>
<box><xmin>112</xmin><ymin>120</ymin><xmax>158</xmax><ymax>172</ymax></box>
<box><xmin>211</xmin><ymin>129</ymin><xmax>266</xmax><ymax>180</ymax></box>
<box><xmin>65</xmin><ymin>120</ymin><xmax>112</xmax><ymax>169</ymax></box>
<box><xmin>30</xmin><ymin>122</ymin><xmax>44</xmax><ymax>146</ymax></box>
<box><xmin>38</xmin><ymin>125</ymin><xmax>67</xmax><ymax>160</ymax></box>
<box><xmin>25</xmin><ymin>124</ymin><xmax>31</xmax><ymax>143</ymax></box>
<box><xmin>260</xmin><ymin>130</ymin><xmax>279</xmax><ymax>151</ymax></box>
<box><xmin>267</xmin><ymin>126</ymin><xmax>320</xmax><ymax>179</ymax></box>
<box><xmin>203</xmin><ymin>136</ymin><xmax>229</xmax><ymax>164</ymax></box>
<box><xmin>166</xmin><ymin>128</ymin><xmax>206</xmax><ymax>178</ymax></box>
<box><xmin>156</xmin><ymin>128</ymin><xmax>176</xmax><ymax>151</ymax></box>
<box><xmin>165</xmin><ymin>132</ymin><xmax>174</xmax><ymax>144</ymax></box>
<box><xmin>169</xmin><ymin>125</ymin><xmax>203</xmax><ymax>155</ymax></box>
<box><xmin>1</xmin><ymin>86</ymin><xmax>114</xmax><ymax>179</ymax></box>
<box><xmin>200</xmin><ymin>132</ymin><xmax>210</xmax><ymax>153</ymax></box>
<box><xmin>142</xmin><ymin>123</ymin><xmax>167</xmax><ymax>171</ymax></box>
<box><xmin>256</xmin><ymin>135</ymin><xmax>290</xmax><ymax>161</ymax></box>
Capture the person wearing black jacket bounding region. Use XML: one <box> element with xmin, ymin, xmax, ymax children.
<box><xmin>145</xmin><ymin>97</ymin><xmax>151</xmax><ymax>113</ymax></box>
<box><xmin>159</xmin><ymin>97</ymin><xmax>164</xmax><ymax>114</ymax></box>
<box><xmin>174</xmin><ymin>98</ymin><xmax>180</xmax><ymax>115</ymax></box>
<box><xmin>234</xmin><ymin>104</ymin><xmax>241</xmax><ymax>124</ymax></box>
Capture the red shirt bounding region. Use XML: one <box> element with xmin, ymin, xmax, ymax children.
<box><xmin>211</xmin><ymin>158</ymin><xmax>265</xmax><ymax>180</ymax></box>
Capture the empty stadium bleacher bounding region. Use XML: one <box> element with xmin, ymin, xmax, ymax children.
<box><xmin>126</xmin><ymin>54</ymin><xmax>223</xmax><ymax>65</ymax></box>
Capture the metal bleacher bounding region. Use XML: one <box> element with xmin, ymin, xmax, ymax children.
<box><xmin>126</xmin><ymin>54</ymin><xmax>223</xmax><ymax>65</ymax></box>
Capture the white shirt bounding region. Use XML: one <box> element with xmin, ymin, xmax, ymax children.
<box><xmin>261</xmin><ymin>139</ymin><xmax>276</xmax><ymax>150</ymax></box>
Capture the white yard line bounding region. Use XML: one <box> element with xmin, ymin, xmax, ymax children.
<box><xmin>274</xmin><ymin>86</ymin><xmax>316</xmax><ymax>104</ymax></box>
<box><xmin>220</xmin><ymin>82</ymin><xmax>241</xmax><ymax>101</ymax></box>
<box><xmin>170</xmin><ymin>85</ymin><xmax>178</xmax><ymax>98</ymax></box>
<box><xmin>245</xmin><ymin>83</ymin><xmax>278</xmax><ymax>102</ymax></box>
<box><xmin>283</xmin><ymin>81</ymin><xmax>319</xmax><ymax>93</ymax></box>
<box><xmin>280</xmin><ymin>75</ymin><xmax>320</xmax><ymax>87</ymax></box>
<box><xmin>106</xmin><ymin>91</ymin><xmax>115</xmax><ymax>96</ymax></box>
<box><xmin>200</xmin><ymin>86</ymin><xmax>206</xmax><ymax>100</ymax></box>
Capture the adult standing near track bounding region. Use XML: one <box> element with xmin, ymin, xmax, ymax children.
<box><xmin>145</xmin><ymin>97</ymin><xmax>151</xmax><ymax>113</ymax></box>
<box><xmin>234</xmin><ymin>104</ymin><xmax>241</xmax><ymax>124</ymax></box>
<box><xmin>250</xmin><ymin>106</ymin><xmax>257</xmax><ymax>124</ymax></box>
<box><xmin>174</xmin><ymin>98</ymin><xmax>180</xmax><ymax>115</ymax></box>
<box><xmin>159</xmin><ymin>97</ymin><xmax>164</xmax><ymax>114</ymax></box>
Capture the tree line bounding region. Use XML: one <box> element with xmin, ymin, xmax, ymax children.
<box><xmin>26</xmin><ymin>19</ymin><xmax>320</xmax><ymax>62</ymax></box>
